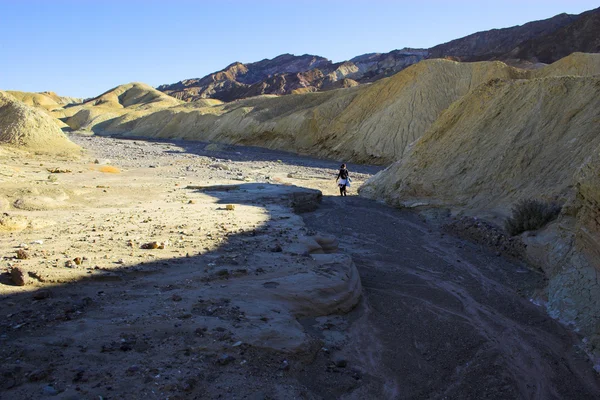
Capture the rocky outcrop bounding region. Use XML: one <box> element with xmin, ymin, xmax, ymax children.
<box><xmin>505</xmin><ymin>7</ymin><xmax>600</xmax><ymax>63</ymax></box>
<box><xmin>0</xmin><ymin>91</ymin><xmax>80</xmax><ymax>155</ymax></box>
<box><xmin>428</xmin><ymin>12</ymin><xmax>578</xmax><ymax>60</ymax></box>
<box><xmin>157</xmin><ymin>8</ymin><xmax>598</xmax><ymax>103</ymax></box>
<box><xmin>158</xmin><ymin>50</ymin><xmax>428</xmax><ymax>102</ymax></box>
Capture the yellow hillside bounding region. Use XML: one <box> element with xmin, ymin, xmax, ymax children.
<box><xmin>63</xmin><ymin>53</ymin><xmax>600</xmax><ymax>165</ymax></box>
<box><xmin>0</xmin><ymin>91</ymin><xmax>80</xmax><ymax>155</ymax></box>
<box><xmin>360</xmin><ymin>75</ymin><xmax>600</xmax><ymax>215</ymax></box>
<box><xmin>76</xmin><ymin>59</ymin><xmax>528</xmax><ymax>164</ymax></box>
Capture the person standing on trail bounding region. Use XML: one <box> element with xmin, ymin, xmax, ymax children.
<box><xmin>336</xmin><ymin>163</ymin><xmax>350</xmax><ymax>196</ymax></box>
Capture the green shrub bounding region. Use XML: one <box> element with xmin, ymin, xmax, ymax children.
<box><xmin>505</xmin><ymin>199</ymin><xmax>561</xmax><ymax>236</ymax></box>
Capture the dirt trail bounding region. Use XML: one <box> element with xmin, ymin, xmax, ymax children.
<box><xmin>302</xmin><ymin>196</ymin><xmax>600</xmax><ymax>399</ymax></box>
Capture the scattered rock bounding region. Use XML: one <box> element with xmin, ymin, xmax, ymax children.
<box><xmin>10</xmin><ymin>267</ymin><xmax>28</xmax><ymax>286</ymax></box>
<box><xmin>335</xmin><ymin>359</ymin><xmax>348</xmax><ymax>368</ymax></box>
<box><xmin>15</xmin><ymin>249</ymin><xmax>29</xmax><ymax>259</ymax></box>
<box><xmin>42</xmin><ymin>385</ymin><xmax>59</xmax><ymax>396</ymax></box>
<box><xmin>33</xmin><ymin>290</ymin><xmax>51</xmax><ymax>300</ymax></box>
<box><xmin>172</xmin><ymin>294</ymin><xmax>182</xmax><ymax>302</ymax></box>
<box><xmin>216</xmin><ymin>354</ymin><xmax>236</xmax><ymax>365</ymax></box>
<box><xmin>73</xmin><ymin>257</ymin><xmax>83</xmax><ymax>265</ymax></box>
<box><xmin>141</xmin><ymin>242</ymin><xmax>159</xmax><ymax>249</ymax></box>
<box><xmin>225</xmin><ymin>204</ymin><xmax>235</xmax><ymax>211</ymax></box>
<box><xmin>47</xmin><ymin>168</ymin><xmax>71</xmax><ymax>173</ymax></box>
<box><xmin>28</xmin><ymin>369</ymin><xmax>51</xmax><ymax>382</ymax></box>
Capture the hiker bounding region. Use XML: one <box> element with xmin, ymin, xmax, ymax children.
<box><xmin>336</xmin><ymin>163</ymin><xmax>350</xmax><ymax>196</ymax></box>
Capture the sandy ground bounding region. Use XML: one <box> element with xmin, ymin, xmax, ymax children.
<box><xmin>1</xmin><ymin>135</ymin><xmax>599</xmax><ymax>399</ymax></box>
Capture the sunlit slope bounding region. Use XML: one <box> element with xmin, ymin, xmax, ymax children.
<box><xmin>361</xmin><ymin>76</ymin><xmax>600</xmax><ymax>214</ymax></box>
<box><xmin>0</xmin><ymin>91</ymin><xmax>80</xmax><ymax>155</ymax></box>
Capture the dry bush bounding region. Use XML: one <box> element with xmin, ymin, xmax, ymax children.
<box><xmin>505</xmin><ymin>199</ymin><xmax>561</xmax><ymax>236</ymax></box>
<box><xmin>98</xmin><ymin>165</ymin><xmax>121</xmax><ymax>174</ymax></box>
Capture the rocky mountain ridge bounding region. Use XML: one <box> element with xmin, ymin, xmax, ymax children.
<box><xmin>158</xmin><ymin>7</ymin><xmax>599</xmax><ymax>102</ymax></box>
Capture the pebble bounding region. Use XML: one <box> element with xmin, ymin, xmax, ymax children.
<box><xmin>335</xmin><ymin>359</ymin><xmax>348</xmax><ymax>368</ymax></box>
<box><xmin>216</xmin><ymin>354</ymin><xmax>236</xmax><ymax>365</ymax></box>
<box><xmin>42</xmin><ymin>385</ymin><xmax>59</xmax><ymax>396</ymax></box>
<box><xmin>33</xmin><ymin>289</ymin><xmax>51</xmax><ymax>300</ymax></box>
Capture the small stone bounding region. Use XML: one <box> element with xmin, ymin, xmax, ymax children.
<box><xmin>225</xmin><ymin>204</ymin><xmax>235</xmax><ymax>211</ymax></box>
<box><xmin>188</xmin><ymin>200</ymin><xmax>196</xmax><ymax>204</ymax></box>
<box><xmin>10</xmin><ymin>267</ymin><xmax>28</xmax><ymax>286</ymax></box>
<box><xmin>42</xmin><ymin>385</ymin><xmax>58</xmax><ymax>396</ymax></box>
<box><xmin>335</xmin><ymin>359</ymin><xmax>348</xmax><ymax>368</ymax></box>
<box><xmin>271</xmin><ymin>244</ymin><xmax>283</xmax><ymax>253</ymax></box>
<box><xmin>280</xmin><ymin>360</ymin><xmax>290</xmax><ymax>371</ymax></box>
<box><xmin>16</xmin><ymin>249</ymin><xmax>29</xmax><ymax>259</ymax></box>
<box><xmin>65</xmin><ymin>260</ymin><xmax>75</xmax><ymax>268</ymax></box>
<box><xmin>141</xmin><ymin>242</ymin><xmax>159</xmax><ymax>250</ymax></box>
<box><xmin>232</xmin><ymin>341</ymin><xmax>243</xmax><ymax>347</ymax></box>
<box><xmin>33</xmin><ymin>290</ymin><xmax>51</xmax><ymax>300</ymax></box>
<box><xmin>73</xmin><ymin>257</ymin><xmax>83</xmax><ymax>265</ymax></box>
<box><xmin>125</xmin><ymin>365</ymin><xmax>140</xmax><ymax>376</ymax></box>
<box><xmin>216</xmin><ymin>354</ymin><xmax>235</xmax><ymax>365</ymax></box>
<box><xmin>172</xmin><ymin>294</ymin><xmax>182</xmax><ymax>302</ymax></box>
<box><xmin>28</xmin><ymin>369</ymin><xmax>51</xmax><ymax>382</ymax></box>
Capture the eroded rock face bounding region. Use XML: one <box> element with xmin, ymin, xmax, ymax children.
<box><xmin>156</xmin><ymin>8</ymin><xmax>598</xmax><ymax>103</ymax></box>
<box><xmin>157</xmin><ymin>50</ymin><xmax>428</xmax><ymax>102</ymax></box>
<box><xmin>361</xmin><ymin>75</ymin><xmax>600</xmax><ymax>213</ymax></box>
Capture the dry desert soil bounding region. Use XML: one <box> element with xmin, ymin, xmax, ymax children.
<box><xmin>1</xmin><ymin>135</ymin><xmax>599</xmax><ymax>399</ymax></box>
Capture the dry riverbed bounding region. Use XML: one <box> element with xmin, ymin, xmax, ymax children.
<box><xmin>0</xmin><ymin>135</ymin><xmax>599</xmax><ymax>399</ymax></box>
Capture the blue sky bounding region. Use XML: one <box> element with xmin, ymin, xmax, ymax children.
<box><xmin>1</xmin><ymin>0</ymin><xmax>597</xmax><ymax>98</ymax></box>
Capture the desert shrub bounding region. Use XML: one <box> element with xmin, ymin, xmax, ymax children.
<box><xmin>505</xmin><ymin>199</ymin><xmax>561</xmax><ymax>236</ymax></box>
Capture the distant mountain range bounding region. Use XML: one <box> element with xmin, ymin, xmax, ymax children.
<box><xmin>158</xmin><ymin>7</ymin><xmax>599</xmax><ymax>102</ymax></box>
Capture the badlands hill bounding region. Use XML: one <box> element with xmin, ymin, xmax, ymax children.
<box><xmin>65</xmin><ymin>53</ymin><xmax>600</xmax><ymax>167</ymax></box>
<box><xmin>158</xmin><ymin>7</ymin><xmax>599</xmax><ymax>102</ymax></box>
<box><xmin>69</xmin><ymin>59</ymin><xmax>526</xmax><ymax>163</ymax></box>
<box><xmin>6</xmin><ymin>91</ymin><xmax>82</xmax><ymax>111</ymax></box>
<box><xmin>0</xmin><ymin>91</ymin><xmax>80</xmax><ymax>156</ymax></box>
<box><xmin>63</xmin><ymin>82</ymin><xmax>182</xmax><ymax>132</ymax></box>
<box><xmin>360</xmin><ymin>75</ymin><xmax>600</xmax><ymax>214</ymax></box>
<box><xmin>359</xmin><ymin>67</ymin><xmax>600</xmax><ymax>349</ymax></box>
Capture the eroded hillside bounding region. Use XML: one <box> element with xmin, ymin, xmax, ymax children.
<box><xmin>55</xmin><ymin>54</ymin><xmax>599</xmax><ymax>167</ymax></box>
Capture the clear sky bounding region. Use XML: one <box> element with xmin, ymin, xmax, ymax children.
<box><xmin>1</xmin><ymin>0</ymin><xmax>597</xmax><ymax>98</ymax></box>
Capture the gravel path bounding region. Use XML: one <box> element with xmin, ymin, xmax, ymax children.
<box><xmin>303</xmin><ymin>195</ymin><xmax>600</xmax><ymax>399</ymax></box>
